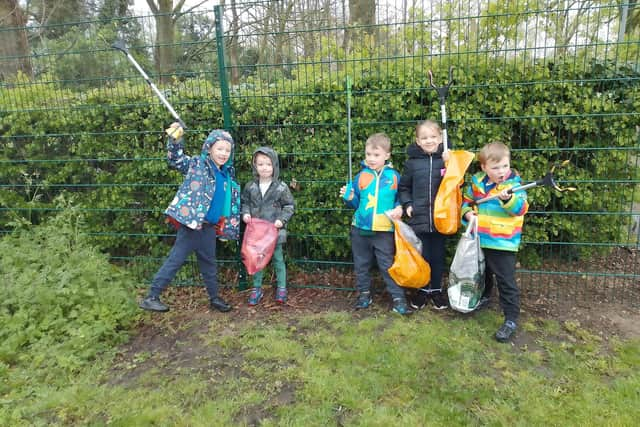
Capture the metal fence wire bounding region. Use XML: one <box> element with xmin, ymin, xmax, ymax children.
<box><xmin>1</xmin><ymin>1</ymin><xmax>638</xmax><ymax>306</ymax></box>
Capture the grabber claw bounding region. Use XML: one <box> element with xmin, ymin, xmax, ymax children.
<box><xmin>473</xmin><ymin>160</ymin><xmax>576</xmax><ymax>205</ymax></box>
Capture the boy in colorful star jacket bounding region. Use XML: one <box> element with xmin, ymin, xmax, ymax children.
<box><xmin>461</xmin><ymin>141</ymin><xmax>529</xmax><ymax>342</ymax></box>
<box><xmin>339</xmin><ymin>133</ymin><xmax>408</xmax><ymax>314</ymax></box>
<box><xmin>139</xmin><ymin>123</ymin><xmax>236</xmax><ymax>313</ymax></box>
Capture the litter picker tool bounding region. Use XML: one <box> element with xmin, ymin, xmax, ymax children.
<box><xmin>429</xmin><ymin>66</ymin><xmax>454</xmax><ymax>151</ymax></box>
<box><xmin>429</xmin><ymin>66</ymin><xmax>474</xmax><ymax>235</ymax></box>
<box><xmin>346</xmin><ymin>76</ymin><xmax>353</xmax><ymax>182</ymax></box>
<box><xmin>472</xmin><ymin>160</ymin><xmax>576</xmax><ymax>205</ymax></box>
<box><xmin>111</xmin><ymin>40</ymin><xmax>186</xmax><ymax>130</ymax></box>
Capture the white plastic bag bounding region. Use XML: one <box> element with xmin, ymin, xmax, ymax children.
<box><xmin>448</xmin><ymin>216</ymin><xmax>485</xmax><ymax>313</ymax></box>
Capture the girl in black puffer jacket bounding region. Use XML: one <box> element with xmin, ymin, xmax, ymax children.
<box><xmin>398</xmin><ymin>120</ymin><xmax>450</xmax><ymax>310</ymax></box>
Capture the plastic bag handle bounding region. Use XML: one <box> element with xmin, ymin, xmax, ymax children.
<box><xmin>464</xmin><ymin>215</ymin><xmax>478</xmax><ymax>236</ymax></box>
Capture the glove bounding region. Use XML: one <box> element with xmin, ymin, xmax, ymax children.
<box><xmin>165</xmin><ymin>123</ymin><xmax>184</xmax><ymax>140</ymax></box>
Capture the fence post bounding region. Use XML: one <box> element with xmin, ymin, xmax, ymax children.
<box><xmin>214</xmin><ymin>5</ymin><xmax>233</xmax><ymax>130</ymax></box>
<box><xmin>214</xmin><ymin>5</ymin><xmax>247</xmax><ymax>291</ymax></box>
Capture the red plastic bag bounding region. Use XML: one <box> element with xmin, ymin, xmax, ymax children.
<box><xmin>241</xmin><ymin>218</ymin><xmax>279</xmax><ymax>275</ymax></box>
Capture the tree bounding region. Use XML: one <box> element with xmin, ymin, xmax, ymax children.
<box><xmin>0</xmin><ymin>0</ymin><xmax>32</xmax><ymax>79</ymax></box>
<box><xmin>344</xmin><ymin>0</ymin><xmax>376</xmax><ymax>52</ymax></box>
<box><xmin>146</xmin><ymin>0</ymin><xmax>209</xmax><ymax>83</ymax></box>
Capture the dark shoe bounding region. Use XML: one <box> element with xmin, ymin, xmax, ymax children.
<box><xmin>409</xmin><ymin>289</ymin><xmax>430</xmax><ymax>310</ymax></box>
<box><xmin>354</xmin><ymin>291</ymin><xmax>372</xmax><ymax>309</ymax></box>
<box><xmin>392</xmin><ymin>298</ymin><xmax>412</xmax><ymax>315</ymax></box>
<box><xmin>139</xmin><ymin>296</ymin><xmax>169</xmax><ymax>312</ymax></box>
<box><xmin>476</xmin><ymin>296</ymin><xmax>491</xmax><ymax>310</ymax></box>
<box><xmin>431</xmin><ymin>291</ymin><xmax>449</xmax><ymax>310</ymax></box>
<box><xmin>495</xmin><ymin>320</ymin><xmax>517</xmax><ymax>343</ymax></box>
<box><xmin>210</xmin><ymin>296</ymin><xmax>232</xmax><ymax>312</ymax></box>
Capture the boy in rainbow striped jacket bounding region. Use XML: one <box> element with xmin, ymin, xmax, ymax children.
<box><xmin>461</xmin><ymin>142</ymin><xmax>529</xmax><ymax>343</ymax></box>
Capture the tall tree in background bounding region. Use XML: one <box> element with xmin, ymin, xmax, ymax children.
<box><xmin>344</xmin><ymin>0</ymin><xmax>375</xmax><ymax>52</ymax></box>
<box><xmin>146</xmin><ymin>0</ymin><xmax>186</xmax><ymax>83</ymax></box>
<box><xmin>0</xmin><ymin>0</ymin><xmax>32</xmax><ymax>78</ymax></box>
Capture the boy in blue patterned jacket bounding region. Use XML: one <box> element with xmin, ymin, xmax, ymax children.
<box><xmin>139</xmin><ymin>123</ymin><xmax>236</xmax><ymax>313</ymax></box>
<box><xmin>339</xmin><ymin>133</ymin><xmax>409</xmax><ymax>314</ymax></box>
<box><xmin>461</xmin><ymin>141</ymin><xmax>529</xmax><ymax>342</ymax></box>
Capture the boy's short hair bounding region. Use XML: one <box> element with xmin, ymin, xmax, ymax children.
<box><xmin>366</xmin><ymin>133</ymin><xmax>392</xmax><ymax>153</ymax></box>
<box><xmin>478</xmin><ymin>141</ymin><xmax>511</xmax><ymax>164</ymax></box>
<box><xmin>416</xmin><ymin>120</ymin><xmax>442</xmax><ymax>135</ymax></box>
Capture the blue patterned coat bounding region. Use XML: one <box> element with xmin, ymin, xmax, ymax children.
<box><xmin>164</xmin><ymin>129</ymin><xmax>235</xmax><ymax>230</ymax></box>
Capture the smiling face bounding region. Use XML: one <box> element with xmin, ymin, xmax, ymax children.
<box><xmin>415</xmin><ymin>122</ymin><xmax>442</xmax><ymax>154</ymax></box>
<box><xmin>254</xmin><ymin>153</ymin><xmax>273</xmax><ymax>180</ymax></box>
<box><xmin>365</xmin><ymin>145</ymin><xmax>391</xmax><ymax>172</ymax></box>
<box><xmin>481</xmin><ymin>155</ymin><xmax>511</xmax><ymax>185</ymax></box>
<box><xmin>208</xmin><ymin>140</ymin><xmax>232</xmax><ymax>167</ymax></box>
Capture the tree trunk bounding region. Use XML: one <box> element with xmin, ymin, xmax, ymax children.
<box><xmin>227</xmin><ymin>0</ymin><xmax>240</xmax><ymax>85</ymax></box>
<box><xmin>0</xmin><ymin>0</ymin><xmax>33</xmax><ymax>79</ymax></box>
<box><xmin>154</xmin><ymin>0</ymin><xmax>175</xmax><ymax>84</ymax></box>
<box><xmin>345</xmin><ymin>0</ymin><xmax>376</xmax><ymax>53</ymax></box>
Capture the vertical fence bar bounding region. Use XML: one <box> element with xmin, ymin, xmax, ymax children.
<box><xmin>214</xmin><ymin>5</ymin><xmax>233</xmax><ymax>131</ymax></box>
<box><xmin>214</xmin><ymin>4</ymin><xmax>247</xmax><ymax>291</ymax></box>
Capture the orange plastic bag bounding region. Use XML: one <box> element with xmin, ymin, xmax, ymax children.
<box><xmin>434</xmin><ymin>150</ymin><xmax>475</xmax><ymax>235</ymax></box>
<box><xmin>241</xmin><ymin>218</ymin><xmax>278</xmax><ymax>275</ymax></box>
<box><xmin>388</xmin><ymin>219</ymin><xmax>431</xmax><ymax>288</ymax></box>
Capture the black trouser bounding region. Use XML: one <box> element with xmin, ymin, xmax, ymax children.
<box><xmin>416</xmin><ymin>231</ymin><xmax>447</xmax><ymax>292</ymax></box>
<box><xmin>350</xmin><ymin>227</ymin><xmax>405</xmax><ymax>301</ymax></box>
<box><xmin>482</xmin><ymin>248</ymin><xmax>520</xmax><ymax>323</ymax></box>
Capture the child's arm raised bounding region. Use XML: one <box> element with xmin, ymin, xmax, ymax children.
<box><xmin>165</xmin><ymin>122</ymin><xmax>191</xmax><ymax>175</ymax></box>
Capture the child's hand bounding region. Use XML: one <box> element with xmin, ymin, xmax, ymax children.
<box><xmin>387</xmin><ymin>206</ymin><xmax>403</xmax><ymax>220</ymax></box>
<box><xmin>165</xmin><ymin>122</ymin><xmax>184</xmax><ymax>139</ymax></box>
<box><xmin>498</xmin><ymin>189</ymin><xmax>512</xmax><ymax>201</ymax></box>
<box><xmin>339</xmin><ymin>185</ymin><xmax>354</xmax><ymax>200</ymax></box>
<box><xmin>274</xmin><ymin>220</ymin><xmax>284</xmax><ymax>228</ymax></box>
<box><xmin>464</xmin><ymin>211</ymin><xmax>477</xmax><ymax>222</ymax></box>
<box><xmin>242</xmin><ymin>214</ymin><xmax>251</xmax><ymax>223</ymax></box>
<box><xmin>406</xmin><ymin>206</ymin><xmax>413</xmax><ymax>218</ymax></box>
<box><xmin>442</xmin><ymin>150</ymin><xmax>450</xmax><ymax>162</ymax></box>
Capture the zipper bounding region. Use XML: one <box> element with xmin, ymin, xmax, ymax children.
<box><xmin>428</xmin><ymin>155</ymin><xmax>433</xmax><ymax>232</ymax></box>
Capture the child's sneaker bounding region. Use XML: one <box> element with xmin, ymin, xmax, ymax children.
<box><xmin>248</xmin><ymin>288</ymin><xmax>264</xmax><ymax>306</ymax></box>
<box><xmin>275</xmin><ymin>287</ymin><xmax>287</xmax><ymax>304</ymax></box>
<box><xmin>431</xmin><ymin>291</ymin><xmax>449</xmax><ymax>310</ymax></box>
<box><xmin>354</xmin><ymin>291</ymin><xmax>372</xmax><ymax>309</ymax></box>
<box><xmin>392</xmin><ymin>298</ymin><xmax>412</xmax><ymax>315</ymax></box>
<box><xmin>495</xmin><ymin>320</ymin><xmax>517</xmax><ymax>343</ymax></box>
<box><xmin>409</xmin><ymin>289</ymin><xmax>430</xmax><ymax>310</ymax></box>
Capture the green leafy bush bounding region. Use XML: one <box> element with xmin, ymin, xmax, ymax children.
<box><xmin>0</xmin><ymin>57</ymin><xmax>638</xmax><ymax>267</ymax></box>
<box><xmin>0</xmin><ymin>207</ymin><xmax>138</xmax><ymax>387</ymax></box>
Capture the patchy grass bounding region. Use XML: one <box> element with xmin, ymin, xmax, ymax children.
<box><xmin>3</xmin><ymin>303</ymin><xmax>639</xmax><ymax>426</ymax></box>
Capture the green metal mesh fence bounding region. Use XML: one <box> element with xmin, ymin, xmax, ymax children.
<box><xmin>1</xmin><ymin>1</ymin><xmax>638</xmax><ymax>306</ymax></box>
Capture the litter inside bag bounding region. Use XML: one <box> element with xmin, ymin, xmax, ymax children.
<box><xmin>387</xmin><ymin>218</ymin><xmax>430</xmax><ymax>288</ymax></box>
<box><xmin>241</xmin><ymin>218</ymin><xmax>278</xmax><ymax>275</ymax></box>
<box><xmin>448</xmin><ymin>216</ymin><xmax>485</xmax><ymax>313</ymax></box>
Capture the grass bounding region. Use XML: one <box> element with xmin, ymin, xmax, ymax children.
<box><xmin>2</xmin><ymin>307</ymin><xmax>639</xmax><ymax>426</ymax></box>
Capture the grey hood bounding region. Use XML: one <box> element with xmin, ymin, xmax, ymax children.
<box><xmin>251</xmin><ymin>146</ymin><xmax>280</xmax><ymax>181</ymax></box>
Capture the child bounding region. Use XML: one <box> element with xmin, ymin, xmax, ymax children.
<box><xmin>461</xmin><ymin>141</ymin><xmax>529</xmax><ymax>342</ymax></box>
<box><xmin>139</xmin><ymin>123</ymin><xmax>235</xmax><ymax>313</ymax></box>
<box><xmin>241</xmin><ymin>147</ymin><xmax>295</xmax><ymax>305</ymax></box>
<box><xmin>340</xmin><ymin>133</ymin><xmax>409</xmax><ymax>314</ymax></box>
<box><xmin>398</xmin><ymin>120</ymin><xmax>450</xmax><ymax>310</ymax></box>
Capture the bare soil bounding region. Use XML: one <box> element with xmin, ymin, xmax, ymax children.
<box><xmin>112</xmin><ymin>247</ymin><xmax>639</xmax><ymax>390</ymax></box>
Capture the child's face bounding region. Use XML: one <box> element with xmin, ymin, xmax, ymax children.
<box><xmin>365</xmin><ymin>144</ymin><xmax>391</xmax><ymax>172</ymax></box>
<box><xmin>254</xmin><ymin>153</ymin><xmax>273</xmax><ymax>180</ymax></box>
<box><xmin>208</xmin><ymin>140</ymin><xmax>232</xmax><ymax>167</ymax></box>
<box><xmin>415</xmin><ymin>124</ymin><xmax>442</xmax><ymax>154</ymax></box>
<box><xmin>481</xmin><ymin>156</ymin><xmax>511</xmax><ymax>185</ymax></box>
